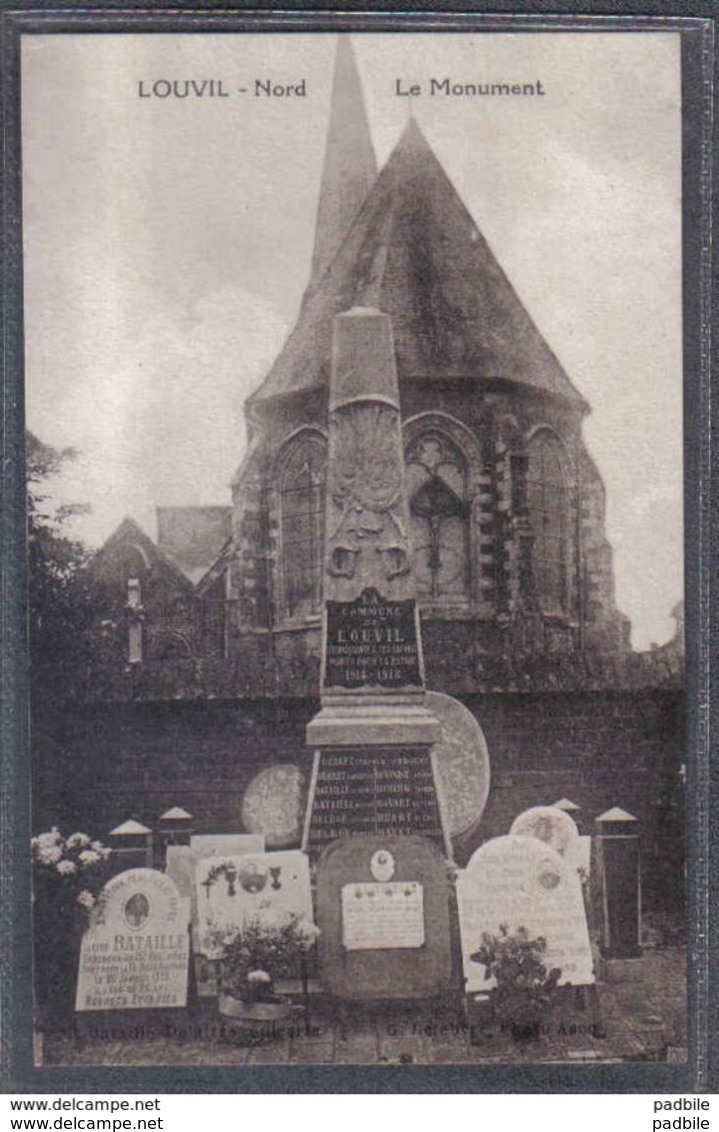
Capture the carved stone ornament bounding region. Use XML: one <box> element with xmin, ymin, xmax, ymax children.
<box><xmin>326</xmin><ymin>403</ymin><xmax>410</xmax><ymax>584</ymax></box>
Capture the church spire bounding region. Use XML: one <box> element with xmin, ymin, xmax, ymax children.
<box><xmin>308</xmin><ymin>36</ymin><xmax>377</xmax><ymax>288</ymax></box>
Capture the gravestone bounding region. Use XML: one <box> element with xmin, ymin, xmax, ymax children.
<box><xmin>456</xmin><ymin>835</ymin><xmax>594</xmax><ymax>996</ymax></box>
<box><xmin>76</xmin><ymin>868</ymin><xmax>189</xmax><ymax>1012</ymax></box>
<box><xmin>190</xmin><ymin>834</ymin><xmax>265</xmax><ymax>859</ymax></box>
<box><xmin>511</xmin><ymin>803</ymin><xmax>589</xmax><ymax>877</ymax></box>
<box><xmin>195</xmin><ymin>850</ymin><xmax>313</xmax><ymax>959</ymax></box>
<box><xmin>304</xmin><ymin>309</ymin><xmax>448</xmax><ymax>856</ymax></box>
<box><xmin>165</xmin><ymin>834</ymin><xmax>265</xmax><ymax>997</ymax></box>
<box><xmin>316</xmin><ymin>835</ymin><xmax>451</xmax><ymax>1000</ymax></box>
<box><xmin>510</xmin><ymin>805</ymin><xmax>579</xmax><ymax>857</ymax></box>
<box><xmin>242</xmin><ymin>764</ymin><xmax>306</xmax><ymax>849</ymax></box>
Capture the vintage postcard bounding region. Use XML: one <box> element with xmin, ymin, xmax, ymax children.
<box><xmin>5</xmin><ymin>15</ymin><xmax>709</xmax><ymax>1088</ymax></box>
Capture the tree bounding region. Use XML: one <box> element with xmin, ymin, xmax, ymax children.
<box><xmin>26</xmin><ymin>432</ymin><xmax>92</xmax><ymax>693</ymax></box>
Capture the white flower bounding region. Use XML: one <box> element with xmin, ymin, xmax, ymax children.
<box><xmin>66</xmin><ymin>833</ymin><xmax>91</xmax><ymax>851</ymax></box>
<box><xmin>76</xmin><ymin>890</ymin><xmax>95</xmax><ymax>910</ymax></box>
<box><xmin>78</xmin><ymin>849</ymin><xmax>101</xmax><ymax>867</ymax></box>
<box><xmin>56</xmin><ymin>859</ymin><xmax>77</xmax><ymax>876</ymax></box>
<box><xmin>36</xmin><ymin>845</ymin><xmax>63</xmax><ymax>866</ymax></box>
<box><xmin>37</xmin><ymin>829</ymin><xmax>62</xmax><ymax>850</ymax></box>
<box><xmin>294</xmin><ymin>916</ymin><xmax>321</xmax><ymax>943</ymax></box>
<box><xmin>247</xmin><ymin>969</ymin><xmax>272</xmax><ymax>984</ymax></box>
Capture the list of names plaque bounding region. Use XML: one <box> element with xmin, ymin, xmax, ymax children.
<box><xmin>308</xmin><ymin>748</ymin><xmax>444</xmax><ymax>850</ymax></box>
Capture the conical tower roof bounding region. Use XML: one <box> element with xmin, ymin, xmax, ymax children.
<box><xmin>250</xmin><ymin>119</ymin><xmax>586</xmax><ymax>408</ymax></box>
<box><xmin>307</xmin><ymin>36</ymin><xmax>377</xmax><ymax>293</ymax></box>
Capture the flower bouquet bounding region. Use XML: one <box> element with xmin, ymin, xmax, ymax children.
<box><xmin>470</xmin><ymin>923</ymin><xmax>562</xmax><ymax>1043</ymax></box>
<box><xmin>206</xmin><ymin>915</ymin><xmax>320</xmax><ymax>1030</ymax></box>
<box><xmin>32</xmin><ymin>829</ymin><xmax>112</xmax><ymax>1027</ymax></box>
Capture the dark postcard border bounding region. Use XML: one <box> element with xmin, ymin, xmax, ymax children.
<box><xmin>1</xmin><ymin>5</ymin><xmax>714</xmax><ymax>1095</ymax></box>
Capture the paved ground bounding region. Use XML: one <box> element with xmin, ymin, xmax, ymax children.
<box><xmin>39</xmin><ymin>944</ymin><xmax>686</xmax><ymax>1068</ymax></box>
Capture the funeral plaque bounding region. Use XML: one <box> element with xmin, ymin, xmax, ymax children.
<box><xmin>341</xmin><ymin>880</ymin><xmax>424</xmax><ymax>950</ymax></box>
<box><xmin>456</xmin><ymin>835</ymin><xmax>594</xmax><ymax>995</ymax></box>
<box><xmin>425</xmin><ymin>690</ymin><xmax>490</xmax><ymax>840</ymax></box>
<box><xmin>195</xmin><ymin>850</ymin><xmax>313</xmax><ymax>959</ymax></box>
<box><xmin>166</xmin><ymin>835</ymin><xmax>265</xmax><ymax>943</ymax></box>
<box><xmin>316</xmin><ymin>835</ymin><xmax>451</xmax><ymax>1000</ymax></box>
<box><xmin>76</xmin><ymin>869</ymin><xmax>189</xmax><ymax>1012</ymax></box>
<box><xmin>242</xmin><ymin>764</ymin><xmax>306</xmax><ymax>849</ymax></box>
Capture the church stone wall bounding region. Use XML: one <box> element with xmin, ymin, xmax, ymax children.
<box><xmin>226</xmin><ymin>379</ymin><xmax>632</xmax><ymax>669</ymax></box>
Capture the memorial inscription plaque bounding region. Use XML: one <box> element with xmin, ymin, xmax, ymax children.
<box><xmin>425</xmin><ymin>691</ymin><xmax>491</xmax><ymax>840</ymax></box>
<box><xmin>324</xmin><ymin>587</ymin><xmax>421</xmax><ymax>690</ymax></box>
<box><xmin>341</xmin><ymin>881</ymin><xmax>424</xmax><ymax>950</ymax></box>
<box><xmin>307</xmin><ymin>747</ymin><xmax>445</xmax><ymax>851</ymax></box>
<box><xmin>76</xmin><ymin>869</ymin><xmax>190</xmax><ymax>1012</ymax></box>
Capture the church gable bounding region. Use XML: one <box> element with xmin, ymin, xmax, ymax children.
<box><xmin>83</xmin><ymin>517</ymin><xmax>223</xmax><ymax>665</ymax></box>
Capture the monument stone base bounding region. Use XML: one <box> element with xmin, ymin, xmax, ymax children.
<box><xmin>306</xmin><ymin>701</ymin><xmax>440</xmax><ymax>747</ymax></box>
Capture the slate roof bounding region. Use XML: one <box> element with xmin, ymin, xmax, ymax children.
<box><xmin>249</xmin><ymin>120</ymin><xmax>586</xmax><ymax>409</ymax></box>
<box><xmin>308</xmin><ymin>35</ymin><xmax>377</xmax><ymax>290</ymax></box>
<box><xmin>156</xmin><ymin>506</ymin><xmax>232</xmax><ymax>586</ymax></box>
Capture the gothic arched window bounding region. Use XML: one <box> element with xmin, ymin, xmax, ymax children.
<box><xmin>526</xmin><ymin>432</ymin><xmax>570</xmax><ymax>613</ymax></box>
<box><xmin>149</xmin><ymin>630</ymin><xmax>192</xmax><ymax>661</ymax></box>
<box><xmin>279</xmin><ymin>432</ymin><xmax>327</xmax><ymax>620</ymax></box>
<box><xmin>405</xmin><ymin>432</ymin><xmax>470</xmax><ymax>603</ymax></box>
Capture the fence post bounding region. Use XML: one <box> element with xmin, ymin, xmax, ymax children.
<box><xmin>156</xmin><ymin>806</ymin><xmax>194</xmax><ymax>868</ymax></box>
<box><xmin>108</xmin><ymin>817</ymin><xmax>153</xmax><ymax>873</ymax></box>
<box><xmin>594</xmin><ymin>806</ymin><xmax>642</xmax><ymax>980</ymax></box>
<box><xmin>552</xmin><ymin>796</ymin><xmax>584</xmax><ymax>834</ymax></box>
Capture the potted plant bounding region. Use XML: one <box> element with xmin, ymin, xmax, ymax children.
<box><xmin>470</xmin><ymin>923</ymin><xmax>562</xmax><ymax>1043</ymax></box>
<box><xmin>207</xmin><ymin>915</ymin><xmax>320</xmax><ymax>1028</ymax></box>
<box><xmin>31</xmin><ymin>828</ymin><xmax>113</xmax><ymax>1028</ymax></box>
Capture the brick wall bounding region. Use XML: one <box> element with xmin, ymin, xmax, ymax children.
<box><xmin>33</xmin><ymin>688</ymin><xmax>684</xmax><ymax>912</ymax></box>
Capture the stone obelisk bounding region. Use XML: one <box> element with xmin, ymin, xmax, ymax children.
<box><xmin>304</xmin><ymin>307</ymin><xmax>450</xmax><ymax>855</ymax></box>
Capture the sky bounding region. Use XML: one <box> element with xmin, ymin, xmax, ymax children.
<box><xmin>21</xmin><ymin>30</ymin><xmax>683</xmax><ymax>649</ymax></box>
